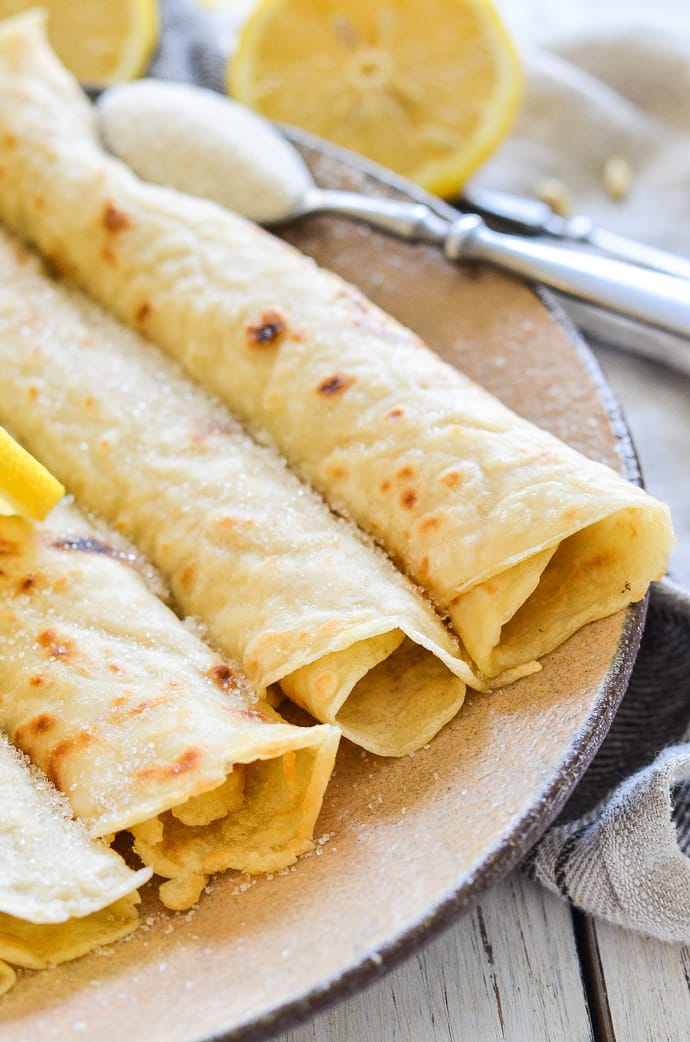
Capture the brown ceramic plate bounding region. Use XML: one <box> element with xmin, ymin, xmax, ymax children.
<box><xmin>0</xmin><ymin>133</ymin><xmax>645</xmax><ymax>1042</ymax></box>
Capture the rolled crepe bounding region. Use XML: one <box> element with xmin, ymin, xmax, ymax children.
<box><xmin>0</xmin><ymin>228</ymin><xmax>477</xmax><ymax>757</ymax></box>
<box><xmin>0</xmin><ymin>733</ymin><xmax>150</xmax><ymax>991</ymax></box>
<box><xmin>0</xmin><ymin>963</ymin><xmax>14</xmax><ymax>998</ymax></box>
<box><xmin>0</xmin><ymin>503</ymin><xmax>339</xmax><ymax>909</ymax></box>
<box><xmin>0</xmin><ymin>15</ymin><xmax>674</xmax><ymax>682</ymax></box>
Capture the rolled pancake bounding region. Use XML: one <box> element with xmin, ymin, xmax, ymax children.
<box><xmin>0</xmin><ymin>15</ymin><xmax>674</xmax><ymax>682</ymax></box>
<box><xmin>0</xmin><ymin>503</ymin><xmax>339</xmax><ymax>908</ymax></box>
<box><xmin>0</xmin><ymin>963</ymin><xmax>14</xmax><ymax>998</ymax></box>
<box><xmin>0</xmin><ymin>230</ymin><xmax>478</xmax><ymax>757</ymax></box>
<box><xmin>0</xmin><ymin>733</ymin><xmax>150</xmax><ymax>989</ymax></box>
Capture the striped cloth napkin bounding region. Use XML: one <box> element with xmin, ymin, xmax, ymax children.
<box><xmin>150</xmin><ymin>0</ymin><xmax>690</xmax><ymax>942</ymax></box>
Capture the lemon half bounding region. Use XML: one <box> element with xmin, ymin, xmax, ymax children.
<box><xmin>230</xmin><ymin>0</ymin><xmax>522</xmax><ymax>196</ymax></box>
<box><xmin>0</xmin><ymin>0</ymin><xmax>159</xmax><ymax>84</ymax></box>
<box><xmin>0</xmin><ymin>428</ymin><xmax>64</xmax><ymax>521</ymax></box>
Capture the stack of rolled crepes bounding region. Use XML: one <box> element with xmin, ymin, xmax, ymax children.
<box><xmin>0</xmin><ymin>235</ymin><xmax>478</xmax><ymax>757</ymax></box>
<box><xmin>0</xmin><ymin>501</ymin><xmax>340</xmax><ymax>915</ymax></box>
<box><xmin>0</xmin><ymin>733</ymin><xmax>150</xmax><ymax>996</ymax></box>
<box><xmin>0</xmin><ymin>12</ymin><xmax>674</xmax><ymax>686</ymax></box>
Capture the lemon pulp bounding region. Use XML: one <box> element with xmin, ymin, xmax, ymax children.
<box><xmin>230</xmin><ymin>0</ymin><xmax>522</xmax><ymax>196</ymax></box>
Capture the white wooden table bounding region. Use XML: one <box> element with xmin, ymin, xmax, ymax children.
<box><xmin>270</xmin><ymin>344</ymin><xmax>690</xmax><ymax>1042</ymax></box>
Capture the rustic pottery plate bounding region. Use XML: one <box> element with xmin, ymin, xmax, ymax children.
<box><xmin>0</xmin><ymin>131</ymin><xmax>645</xmax><ymax>1042</ymax></box>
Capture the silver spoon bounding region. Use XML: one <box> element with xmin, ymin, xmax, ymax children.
<box><xmin>98</xmin><ymin>79</ymin><xmax>690</xmax><ymax>345</ymax></box>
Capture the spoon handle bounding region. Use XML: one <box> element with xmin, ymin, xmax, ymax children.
<box><xmin>304</xmin><ymin>187</ymin><xmax>448</xmax><ymax>244</ymax></box>
<box><xmin>445</xmin><ymin>214</ymin><xmax>690</xmax><ymax>340</ymax></box>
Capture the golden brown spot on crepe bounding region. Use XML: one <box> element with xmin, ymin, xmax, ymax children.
<box><xmin>246</xmin><ymin>309</ymin><xmax>287</xmax><ymax>347</ymax></box>
<box><xmin>419</xmin><ymin>555</ymin><xmax>431</xmax><ymax>580</ymax></box>
<box><xmin>43</xmin><ymin>732</ymin><xmax>95</xmax><ymax>789</ymax></box>
<box><xmin>44</xmin><ymin>251</ymin><xmax>70</xmax><ymax>279</ymax></box>
<box><xmin>328</xmin><ymin>464</ymin><xmax>347</xmax><ymax>480</ymax></box>
<box><xmin>111</xmin><ymin>697</ymin><xmax>166</xmax><ymax>721</ymax></box>
<box><xmin>314</xmin><ymin>671</ymin><xmax>338</xmax><ymax>702</ymax></box>
<box><xmin>0</xmin><ymin>537</ymin><xmax>18</xmax><ymax>557</ymax></box>
<box><xmin>180</xmin><ymin>562</ymin><xmax>197</xmax><ymax>589</ymax></box>
<box><xmin>396</xmin><ymin>465</ymin><xmax>414</xmax><ymax>481</ymax></box>
<box><xmin>234</xmin><ymin>706</ymin><xmax>269</xmax><ymax>722</ymax></box>
<box><xmin>440</xmin><ymin>470</ymin><xmax>462</xmax><ymax>489</ymax></box>
<box><xmin>37</xmin><ymin>628</ymin><xmax>74</xmax><ymax>661</ymax></box>
<box><xmin>586</xmin><ymin>550</ymin><xmax>616</xmax><ymax>572</ymax></box>
<box><xmin>23</xmin><ymin>713</ymin><xmax>55</xmax><ymax>736</ymax></box>
<box><xmin>380</xmin><ymin>479</ymin><xmax>392</xmax><ymax>493</ymax></box>
<box><xmin>386</xmin><ymin>408</ymin><xmax>404</xmax><ymax>419</ymax></box>
<box><xmin>136</xmin><ymin>300</ymin><xmax>152</xmax><ymax>323</ymax></box>
<box><xmin>419</xmin><ymin>516</ymin><xmax>440</xmax><ymax>533</ymax></box>
<box><xmin>108</xmin><ymin>662</ymin><xmax>123</xmax><ymax>673</ymax></box>
<box><xmin>3</xmin><ymin>133</ymin><xmax>16</xmax><ymax>149</ymax></box>
<box><xmin>27</xmin><ymin>385</ymin><xmax>40</xmax><ymax>401</ymax></box>
<box><xmin>32</xmin><ymin>195</ymin><xmax>44</xmax><ymax>211</ymax></box>
<box><xmin>190</xmin><ymin>416</ymin><xmax>236</xmax><ymax>448</ymax></box>
<box><xmin>16</xmin><ymin>572</ymin><xmax>40</xmax><ymax>594</ymax></box>
<box><xmin>102</xmin><ymin>202</ymin><xmax>130</xmax><ymax>233</ymax></box>
<box><xmin>136</xmin><ymin>747</ymin><xmax>202</xmax><ymax>783</ymax></box>
<box><xmin>28</xmin><ymin>675</ymin><xmax>46</xmax><ymax>688</ymax></box>
<box><xmin>317</xmin><ymin>373</ymin><xmax>355</xmax><ymax>396</ymax></box>
<box><xmin>83</xmin><ymin>395</ymin><xmax>95</xmax><ymax>409</ymax></box>
<box><xmin>101</xmin><ymin>244</ymin><xmax>117</xmax><ymax>266</ymax></box>
<box><xmin>208</xmin><ymin>663</ymin><xmax>240</xmax><ymax>691</ymax></box>
<box><xmin>400</xmin><ymin>489</ymin><xmax>418</xmax><ymax>509</ymax></box>
<box><xmin>211</xmin><ymin>514</ymin><xmax>254</xmax><ymax>535</ymax></box>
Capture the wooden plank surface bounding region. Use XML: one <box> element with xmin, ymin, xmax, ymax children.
<box><xmin>276</xmin><ymin>873</ymin><xmax>593</xmax><ymax>1042</ymax></box>
<box><xmin>585</xmin><ymin>918</ymin><xmax>690</xmax><ymax>1042</ymax></box>
<box><xmin>584</xmin><ymin>344</ymin><xmax>690</xmax><ymax>1042</ymax></box>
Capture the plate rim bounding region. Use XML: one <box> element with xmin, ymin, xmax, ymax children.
<box><xmin>191</xmin><ymin>126</ymin><xmax>648</xmax><ymax>1042</ymax></box>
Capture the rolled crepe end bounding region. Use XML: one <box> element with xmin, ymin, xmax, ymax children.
<box><xmin>0</xmin><ymin>892</ymin><xmax>143</xmax><ymax>972</ymax></box>
<box><xmin>451</xmin><ymin>503</ymin><xmax>675</xmax><ymax>680</ymax></box>
<box><xmin>0</xmin><ymin>961</ymin><xmax>16</xmax><ymax>998</ymax></box>
<box><xmin>130</xmin><ymin>723</ymin><xmax>340</xmax><ymax>909</ymax></box>
<box><xmin>283</xmin><ymin>634</ymin><xmax>467</xmax><ymax>757</ymax></box>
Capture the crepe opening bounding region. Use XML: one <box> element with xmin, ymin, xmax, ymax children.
<box><xmin>282</xmin><ymin>633</ymin><xmax>467</xmax><ymax>756</ymax></box>
<box><xmin>130</xmin><ymin>743</ymin><xmax>335</xmax><ymax>910</ymax></box>
<box><xmin>451</xmin><ymin>506</ymin><xmax>674</xmax><ymax>681</ymax></box>
<box><xmin>0</xmin><ymin>892</ymin><xmax>141</xmax><ymax>972</ymax></box>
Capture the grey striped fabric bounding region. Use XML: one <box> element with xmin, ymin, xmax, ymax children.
<box><xmin>147</xmin><ymin>0</ymin><xmax>690</xmax><ymax>941</ymax></box>
<box><xmin>524</xmin><ymin>580</ymin><xmax>690</xmax><ymax>941</ymax></box>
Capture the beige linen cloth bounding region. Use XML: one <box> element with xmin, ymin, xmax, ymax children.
<box><xmin>150</xmin><ymin>0</ymin><xmax>690</xmax><ymax>941</ymax></box>
<box><xmin>472</xmin><ymin>0</ymin><xmax>690</xmax><ymax>943</ymax></box>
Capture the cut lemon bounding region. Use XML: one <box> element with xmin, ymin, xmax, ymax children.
<box><xmin>0</xmin><ymin>0</ymin><xmax>159</xmax><ymax>84</ymax></box>
<box><xmin>229</xmin><ymin>0</ymin><xmax>522</xmax><ymax>197</ymax></box>
<box><xmin>0</xmin><ymin>428</ymin><xmax>64</xmax><ymax>521</ymax></box>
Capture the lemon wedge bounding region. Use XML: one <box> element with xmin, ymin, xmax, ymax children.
<box><xmin>229</xmin><ymin>0</ymin><xmax>522</xmax><ymax>197</ymax></box>
<box><xmin>0</xmin><ymin>0</ymin><xmax>159</xmax><ymax>84</ymax></box>
<box><xmin>0</xmin><ymin>428</ymin><xmax>64</xmax><ymax>520</ymax></box>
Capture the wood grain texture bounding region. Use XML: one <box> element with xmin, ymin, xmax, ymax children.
<box><xmin>276</xmin><ymin>874</ymin><xmax>593</xmax><ymax>1042</ymax></box>
<box><xmin>585</xmin><ymin>917</ymin><xmax>690</xmax><ymax>1042</ymax></box>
